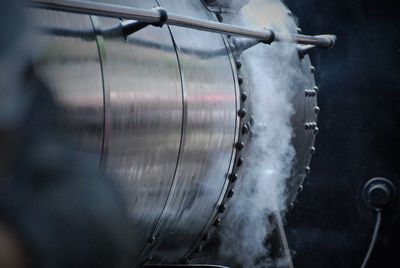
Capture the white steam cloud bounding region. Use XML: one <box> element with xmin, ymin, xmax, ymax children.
<box><xmin>217</xmin><ymin>0</ymin><xmax>300</xmax><ymax>267</ymax></box>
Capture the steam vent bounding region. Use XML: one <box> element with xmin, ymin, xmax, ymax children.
<box><xmin>1</xmin><ymin>0</ymin><xmax>399</xmax><ymax>268</ymax></box>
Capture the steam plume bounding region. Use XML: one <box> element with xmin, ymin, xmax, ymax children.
<box><xmin>217</xmin><ymin>0</ymin><xmax>300</xmax><ymax>267</ymax></box>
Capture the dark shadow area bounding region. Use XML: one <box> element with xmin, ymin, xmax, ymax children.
<box><xmin>284</xmin><ymin>0</ymin><xmax>400</xmax><ymax>267</ymax></box>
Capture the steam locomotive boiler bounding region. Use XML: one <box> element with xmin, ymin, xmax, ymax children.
<box><xmin>7</xmin><ymin>0</ymin><xmax>335</xmax><ymax>266</ymax></box>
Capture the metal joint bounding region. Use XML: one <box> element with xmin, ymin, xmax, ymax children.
<box><xmin>152</xmin><ymin>7</ymin><xmax>168</xmax><ymax>27</ymax></box>
<box><xmin>262</xmin><ymin>29</ymin><xmax>275</xmax><ymax>44</ymax></box>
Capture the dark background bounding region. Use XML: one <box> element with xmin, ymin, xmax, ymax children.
<box><xmin>284</xmin><ymin>0</ymin><xmax>400</xmax><ymax>267</ymax></box>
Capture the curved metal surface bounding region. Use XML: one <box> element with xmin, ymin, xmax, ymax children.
<box><xmin>31</xmin><ymin>9</ymin><xmax>104</xmax><ymax>163</ymax></box>
<box><xmin>186</xmin><ymin>1</ymin><xmax>319</xmax><ymax>263</ymax></box>
<box><xmin>29</xmin><ymin>0</ymin><xmax>318</xmax><ymax>265</ymax></box>
<box><xmin>288</xmin><ymin>54</ymin><xmax>318</xmax><ymax>204</ymax></box>
<box><xmin>88</xmin><ymin>0</ymin><xmax>184</xmax><ymax>261</ymax></box>
<box><xmin>219</xmin><ymin>0</ymin><xmax>318</xmax><ymax>206</ymax></box>
<box><xmin>140</xmin><ymin>0</ymin><xmax>237</xmax><ymax>263</ymax></box>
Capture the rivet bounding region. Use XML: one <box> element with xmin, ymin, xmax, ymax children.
<box><xmin>237</xmin><ymin>157</ymin><xmax>244</xmax><ymax>167</ymax></box>
<box><xmin>297</xmin><ymin>27</ymin><xmax>302</xmax><ymax>33</ymax></box>
<box><xmin>241</xmin><ymin>91</ymin><xmax>248</xmax><ymax>102</ymax></box>
<box><xmin>213</xmin><ymin>217</ymin><xmax>221</xmax><ymax>227</ymax></box>
<box><xmin>310</xmin><ymin>66</ymin><xmax>316</xmax><ymax>73</ymax></box>
<box><xmin>216</xmin><ymin>13</ymin><xmax>223</xmax><ymax>22</ymax></box>
<box><xmin>202</xmin><ymin>233</ymin><xmax>210</xmax><ymax>241</ymax></box>
<box><xmin>289</xmin><ymin>202</ymin><xmax>294</xmax><ymax>209</ymax></box>
<box><xmin>304</xmin><ymin>166</ymin><xmax>311</xmax><ymax>174</ymax></box>
<box><xmin>237</xmin><ymin>108</ymin><xmax>247</xmax><ymax>118</ymax></box>
<box><xmin>298</xmin><ymin>185</ymin><xmax>304</xmax><ymax>192</ymax></box>
<box><xmin>304</xmin><ymin>123</ymin><xmax>311</xmax><ymax>130</ymax></box>
<box><xmin>148</xmin><ymin>236</ymin><xmax>156</xmax><ymax>244</ymax></box>
<box><xmin>314</xmin><ymin>106</ymin><xmax>320</xmax><ymax>114</ymax></box>
<box><xmin>310</xmin><ymin>146</ymin><xmax>316</xmax><ymax>154</ymax></box>
<box><xmin>235</xmin><ymin>141</ymin><xmax>245</xmax><ymax>150</ymax></box>
<box><xmin>238</xmin><ymin>76</ymin><xmax>244</xmax><ymax>85</ymax></box>
<box><xmin>304</xmin><ymin>90</ymin><xmax>310</xmax><ymax>97</ymax></box>
<box><xmin>218</xmin><ymin>204</ymin><xmax>226</xmax><ymax>213</ymax></box>
<box><xmin>314</xmin><ymin>127</ymin><xmax>319</xmax><ymax>134</ymax></box>
<box><xmin>235</xmin><ymin>60</ymin><xmax>242</xmax><ymax>69</ymax></box>
<box><xmin>313</xmin><ymin>86</ymin><xmax>319</xmax><ymax>93</ymax></box>
<box><xmin>145</xmin><ymin>256</ymin><xmax>153</xmax><ymax>262</ymax></box>
<box><xmin>287</xmin><ymin>10</ymin><xmax>293</xmax><ymax>16</ymax></box>
<box><xmin>312</xmin><ymin>122</ymin><xmax>317</xmax><ymax>129</ymax></box>
<box><xmin>311</xmin><ymin>90</ymin><xmax>317</xmax><ymax>97</ymax></box>
<box><xmin>242</xmin><ymin>123</ymin><xmax>249</xmax><ymax>135</ymax></box>
<box><xmin>227</xmin><ymin>189</ymin><xmax>235</xmax><ymax>198</ymax></box>
<box><xmin>229</xmin><ymin>173</ymin><xmax>238</xmax><ymax>182</ymax></box>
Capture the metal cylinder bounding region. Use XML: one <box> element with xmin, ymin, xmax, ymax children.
<box><xmin>29</xmin><ymin>0</ymin><xmax>320</xmax><ymax>265</ymax></box>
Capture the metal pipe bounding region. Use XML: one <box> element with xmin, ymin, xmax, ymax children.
<box><xmin>26</xmin><ymin>0</ymin><xmax>336</xmax><ymax>48</ymax></box>
<box><xmin>167</xmin><ymin>13</ymin><xmax>275</xmax><ymax>43</ymax></box>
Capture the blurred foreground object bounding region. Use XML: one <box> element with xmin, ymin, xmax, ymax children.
<box><xmin>0</xmin><ymin>2</ymin><xmax>133</xmax><ymax>268</ymax></box>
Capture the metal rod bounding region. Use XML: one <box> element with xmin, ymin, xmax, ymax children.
<box><xmin>26</xmin><ymin>0</ymin><xmax>336</xmax><ymax>48</ymax></box>
<box><xmin>269</xmin><ymin>211</ymin><xmax>294</xmax><ymax>268</ymax></box>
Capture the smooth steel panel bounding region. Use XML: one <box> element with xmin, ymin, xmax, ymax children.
<box><xmin>31</xmin><ymin>9</ymin><xmax>104</xmax><ymax>162</ymax></box>
<box><xmin>142</xmin><ymin>0</ymin><xmax>237</xmax><ymax>263</ymax></box>
<box><xmin>89</xmin><ymin>0</ymin><xmax>184</xmax><ymax>261</ymax></box>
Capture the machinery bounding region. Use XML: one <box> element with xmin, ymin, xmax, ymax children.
<box><xmin>2</xmin><ymin>0</ymin><xmax>336</xmax><ymax>267</ymax></box>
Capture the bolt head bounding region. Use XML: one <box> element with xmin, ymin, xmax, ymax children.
<box><xmin>237</xmin><ymin>108</ymin><xmax>247</xmax><ymax>118</ymax></box>
<box><xmin>202</xmin><ymin>233</ymin><xmax>210</xmax><ymax>241</ymax></box>
<box><xmin>304</xmin><ymin>166</ymin><xmax>311</xmax><ymax>174</ymax></box>
<box><xmin>237</xmin><ymin>157</ymin><xmax>244</xmax><ymax>167</ymax></box>
<box><xmin>311</xmin><ymin>90</ymin><xmax>317</xmax><ymax>97</ymax></box>
<box><xmin>148</xmin><ymin>236</ymin><xmax>156</xmax><ymax>244</ymax></box>
<box><xmin>218</xmin><ymin>204</ymin><xmax>226</xmax><ymax>213</ymax></box>
<box><xmin>241</xmin><ymin>91</ymin><xmax>248</xmax><ymax>102</ymax></box>
<box><xmin>229</xmin><ymin>173</ymin><xmax>238</xmax><ymax>182</ymax></box>
<box><xmin>235</xmin><ymin>141</ymin><xmax>245</xmax><ymax>151</ymax></box>
<box><xmin>235</xmin><ymin>60</ymin><xmax>242</xmax><ymax>69</ymax></box>
<box><xmin>214</xmin><ymin>218</ymin><xmax>221</xmax><ymax>227</ymax></box>
<box><xmin>227</xmin><ymin>189</ymin><xmax>235</xmax><ymax>198</ymax></box>
<box><xmin>242</xmin><ymin>123</ymin><xmax>249</xmax><ymax>135</ymax></box>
